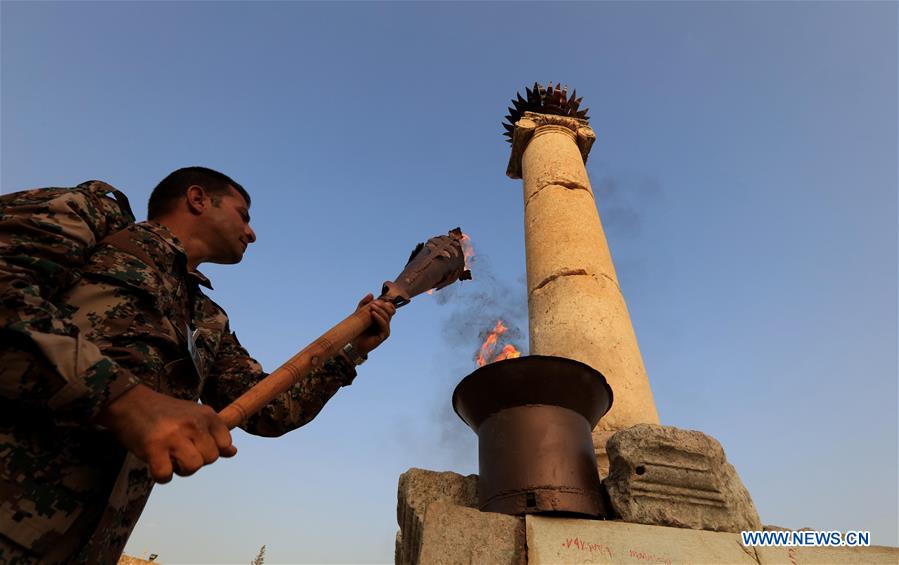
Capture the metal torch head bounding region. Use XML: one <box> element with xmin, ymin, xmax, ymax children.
<box><xmin>381</xmin><ymin>227</ymin><xmax>472</xmax><ymax>307</ymax></box>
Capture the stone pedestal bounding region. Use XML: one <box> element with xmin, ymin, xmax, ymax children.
<box><xmin>526</xmin><ymin>515</ymin><xmax>899</xmax><ymax>565</ymax></box>
<box><xmin>396</xmin><ymin>468</ymin><xmax>525</xmax><ymax>565</ymax></box>
<box><xmin>508</xmin><ymin>111</ymin><xmax>660</xmax><ymax>459</ymax></box>
<box><xmin>397</xmin><ymin>467</ymin><xmax>898</xmax><ymax>565</ymax></box>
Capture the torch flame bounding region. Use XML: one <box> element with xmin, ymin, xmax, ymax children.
<box><xmin>461</xmin><ymin>233</ymin><xmax>475</xmax><ymax>274</ymax></box>
<box><xmin>475</xmin><ymin>319</ymin><xmax>521</xmax><ymax>367</ymax></box>
<box><xmin>428</xmin><ymin>233</ymin><xmax>473</xmax><ymax>296</ymax></box>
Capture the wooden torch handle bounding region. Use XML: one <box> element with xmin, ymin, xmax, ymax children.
<box><xmin>218</xmin><ymin>305</ymin><xmax>374</xmax><ymax>429</ymax></box>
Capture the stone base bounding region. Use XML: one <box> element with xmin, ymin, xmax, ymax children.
<box><xmin>592</xmin><ymin>429</ymin><xmax>615</xmax><ymax>477</ymax></box>
<box><xmin>527</xmin><ymin>515</ymin><xmax>898</xmax><ymax>565</ymax></box>
<box><xmin>397</xmin><ymin>467</ymin><xmax>897</xmax><ymax>565</ymax></box>
<box><xmin>396</xmin><ymin>468</ymin><xmax>524</xmax><ymax>565</ymax></box>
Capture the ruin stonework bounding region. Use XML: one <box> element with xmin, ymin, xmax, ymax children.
<box><xmin>526</xmin><ymin>515</ymin><xmax>899</xmax><ymax>565</ymax></box>
<box><xmin>394</xmin><ymin>84</ymin><xmax>898</xmax><ymax>564</ymax></box>
<box><xmin>395</xmin><ymin>468</ymin><xmax>524</xmax><ymax>565</ymax></box>
<box><xmin>507</xmin><ymin>108</ymin><xmax>660</xmax><ymax>473</ymax></box>
<box><xmin>604</xmin><ymin>424</ymin><xmax>762</xmax><ymax>533</ymax></box>
<box><xmin>396</xmin><ymin>466</ymin><xmax>898</xmax><ymax>565</ymax></box>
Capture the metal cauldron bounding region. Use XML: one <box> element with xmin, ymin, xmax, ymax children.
<box><xmin>452</xmin><ymin>355</ymin><xmax>613</xmax><ymax>517</ymax></box>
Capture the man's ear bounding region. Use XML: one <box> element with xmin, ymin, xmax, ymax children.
<box><xmin>185</xmin><ymin>185</ymin><xmax>208</xmax><ymax>215</ymax></box>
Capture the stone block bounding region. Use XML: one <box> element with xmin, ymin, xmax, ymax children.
<box><xmin>754</xmin><ymin>545</ymin><xmax>899</xmax><ymax>564</ymax></box>
<box><xmin>526</xmin><ymin>515</ymin><xmax>758</xmax><ymax>564</ymax></box>
<box><xmin>396</xmin><ymin>468</ymin><xmax>478</xmax><ymax>565</ymax></box>
<box><xmin>593</xmin><ymin>429</ymin><xmax>615</xmax><ymax>477</ymax></box>
<box><xmin>605</xmin><ymin>424</ymin><xmax>761</xmax><ymax>533</ymax></box>
<box><xmin>527</xmin><ymin>516</ymin><xmax>899</xmax><ymax>564</ymax></box>
<box><xmin>419</xmin><ymin>501</ymin><xmax>525</xmax><ymax>565</ymax></box>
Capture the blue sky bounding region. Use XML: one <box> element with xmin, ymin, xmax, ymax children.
<box><xmin>2</xmin><ymin>1</ymin><xmax>896</xmax><ymax>563</ymax></box>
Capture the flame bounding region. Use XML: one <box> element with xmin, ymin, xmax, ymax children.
<box><xmin>475</xmin><ymin>320</ymin><xmax>521</xmax><ymax>367</ymax></box>
<box><xmin>493</xmin><ymin>344</ymin><xmax>521</xmax><ymax>361</ymax></box>
<box><xmin>461</xmin><ymin>233</ymin><xmax>475</xmax><ymax>274</ymax></box>
<box><xmin>476</xmin><ymin>320</ymin><xmax>507</xmax><ymax>367</ymax></box>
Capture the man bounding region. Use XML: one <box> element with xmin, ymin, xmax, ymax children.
<box><xmin>0</xmin><ymin>167</ymin><xmax>395</xmax><ymax>563</ymax></box>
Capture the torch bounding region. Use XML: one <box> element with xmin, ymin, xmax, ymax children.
<box><xmin>218</xmin><ymin>228</ymin><xmax>471</xmax><ymax>429</ymax></box>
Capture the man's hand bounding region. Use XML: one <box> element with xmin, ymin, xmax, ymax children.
<box><xmin>95</xmin><ymin>384</ymin><xmax>237</xmax><ymax>483</ymax></box>
<box><xmin>352</xmin><ymin>293</ymin><xmax>397</xmax><ymax>356</ymax></box>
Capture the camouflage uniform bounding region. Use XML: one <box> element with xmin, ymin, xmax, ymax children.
<box><xmin>0</xmin><ymin>182</ymin><xmax>356</xmax><ymax>563</ymax></box>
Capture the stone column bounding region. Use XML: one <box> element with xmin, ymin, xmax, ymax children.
<box><xmin>507</xmin><ymin>110</ymin><xmax>659</xmax><ymax>472</ymax></box>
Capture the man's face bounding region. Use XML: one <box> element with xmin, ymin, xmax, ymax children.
<box><xmin>203</xmin><ymin>185</ymin><xmax>256</xmax><ymax>264</ymax></box>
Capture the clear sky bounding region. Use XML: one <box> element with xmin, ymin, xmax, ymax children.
<box><xmin>2</xmin><ymin>1</ymin><xmax>896</xmax><ymax>563</ymax></box>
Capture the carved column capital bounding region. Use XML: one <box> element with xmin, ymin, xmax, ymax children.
<box><xmin>506</xmin><ymin>112</ymin><xmax>596</xmax><ymax>179</ymax></box>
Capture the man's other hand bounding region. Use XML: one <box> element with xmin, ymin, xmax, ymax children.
<box><xmin>352</xmin><ymin>293</ymin><xmax>397</xmax><ymax>356</ymax></box>
<box><xmin>95</xmin><ymin>384</ymin><xmax>237</xmax><ymax>483</ymax></box>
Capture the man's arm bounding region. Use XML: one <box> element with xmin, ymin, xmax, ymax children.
<box><xmin>200</xmin><ymin>327</ymin><xmax>358</xmax><ymax>437</ymax></box>
<box><xmin>200</xmin><ymin>294</ymin><xmax>395</xmax><ymax>437</ymax></box>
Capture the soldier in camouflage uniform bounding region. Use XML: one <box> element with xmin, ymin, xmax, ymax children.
<box><xmin>0</xmin><ymin>167</ymin><xmax>395</xmax><ymax>563</ymax></box>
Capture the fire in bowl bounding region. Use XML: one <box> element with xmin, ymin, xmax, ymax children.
<box><xmin>452</xmin><ymin>355</ymin><xmax>613</xmax><ymax>517</ymax></box>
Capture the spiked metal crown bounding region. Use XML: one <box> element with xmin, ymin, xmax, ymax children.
<box><xmin>502</xmin><ymin>82</ymin><xmax>588</xmax><ymax>143</ymax></box>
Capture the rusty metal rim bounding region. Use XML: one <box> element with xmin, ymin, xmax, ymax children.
<box><xmin>451</xmin><ymin>355</ymin><xmax>613</xmax><ymax>431</ymax></box>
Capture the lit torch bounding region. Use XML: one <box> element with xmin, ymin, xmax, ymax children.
<box><xmin>219</xmin><ymin>227</ymin><xmax>471</xmax><ymax>429</ymax></box>
<box><xmin>460</xmin><ymin>233</ymin><xmax>475</xmax><ymax>276</ymax></box>
<box><xmin>426</xmin><ymin>232</ymin><xmax>474</xmax><ymax>295</ymax></box>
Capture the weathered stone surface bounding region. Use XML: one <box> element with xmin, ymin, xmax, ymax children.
<box><xmin>763</xmin><ymin>524</ymin><xmax>812</xmax><ymax>532</ymax></box>
<box><xmin>418</xmin><ymin>501</ymin><xmax>525</xmax><ymax>565</ymax></box>
<box><xmin>754</xmin><ymin>545</ymin><xmax>899</xmax><ymax>564</ymax></box>
<box><xmin>593</xmin><ymin>429</ymin><xmax>615</xmax><ymax>477</ymax></box>
<box><xmin>527</xmin><ymin>515</ymin><xmax>899</xmax><ymax>565</ymax></box>
<box><xmin>396</xmin><ymin>468</ymin><xmax>478</xmax><ymax>565</ymax></box>
<box><xmin>527</xmin><ymin>514</ymin><xmax>757</xmax><ymax>565</ymax></box>
<box><xmin>605</xmin><ymin>424</ymin><xmax>762</xmax><ymax>533</ymax></box>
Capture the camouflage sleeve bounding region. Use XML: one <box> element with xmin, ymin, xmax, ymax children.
<box><xmin>0</xmin><ymin>183</ymin><xmax>142</xmax><ymax>420</ymax></box>
<box><xmin>201</xmin><ymin>326</ymin><xmax>358</xmax><ymax>438</ymax></box>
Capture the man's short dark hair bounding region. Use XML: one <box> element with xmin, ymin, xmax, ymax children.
<box><xmin>147</xmin><ymin>166</ymin><xmax>251</xmax><ymax>220</ymax></box>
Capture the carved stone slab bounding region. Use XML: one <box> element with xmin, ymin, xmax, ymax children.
<box><xmin>605</xmin><ymin>424</ymin><xmax>762</xmax><ymax>533</ymax></box>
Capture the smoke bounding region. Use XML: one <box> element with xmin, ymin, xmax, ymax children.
<box><xmin>428</xmin><ymin>248</ymin><xmax>528</xmax><ymax>466</ymax></box>
<box><xmin>592</xmin><ymin>173</ymin><xmax>665</xmax><ymax>292</ymax></box>
<box><xmin>593</xmin><ymin>175</ymin><xmax>662</xmax><ymax>240</ymax></box>
<box><xmin>434</xmin><ymin>254</ymin><xmax>527</xmax><ymax>354</ymax></box>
